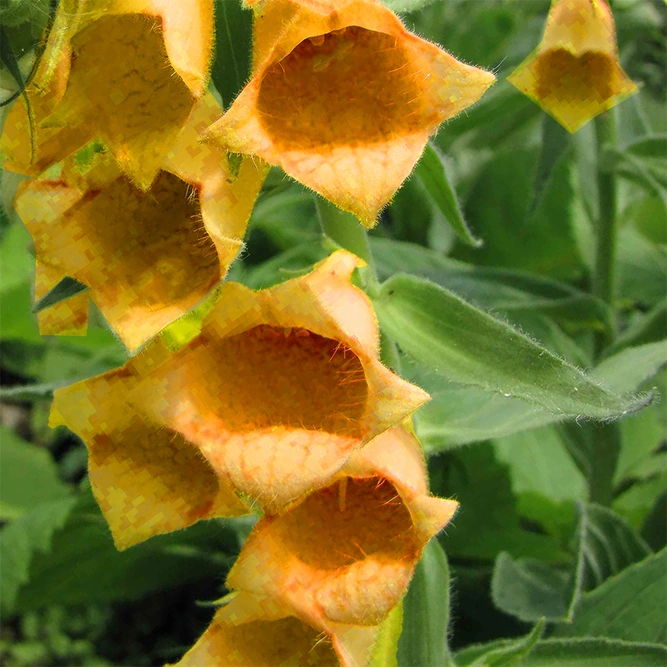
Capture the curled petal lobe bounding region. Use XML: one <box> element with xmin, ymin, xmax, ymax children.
<box><xmin>51</xmin><ymin>252</ymin><xmax>429</xmax><ymax>546</ymax></box>
<box><xmin>226</xmin><ymin>426</ymin><xmax>457</xmax><ymax>629</ymax></box>
<box><xmin>15</xmin><ymin>95</ymin><xmax>267</xmax><ymax>351</ymax></box>
<box><xmin>507</xmin><ymin>0</ymin><xmax>638</xmax><ymax>132</ymax></box>
<box><xmin>207</xmin><ymin>0</ymin><xmax>495</xmax><ymax>226</ymax></box>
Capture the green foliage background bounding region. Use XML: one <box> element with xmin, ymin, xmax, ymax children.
<box><xmin>0</xmin><ymin>0</ymin><xmax>665</xmax><ymax>664</ymax></box>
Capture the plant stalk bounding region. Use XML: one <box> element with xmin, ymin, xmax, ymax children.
<box><xmin>592</xmin><ymin>109</ymin><xmax>618</xmax><ymax>357</ymax></box>
<box><xmin>315</xmin><ymin>197</ymin><xmax>378</xmax><ymax>290</ymax></box>
<box><xmin>590</xmin><ymin>109</ymin><xmax>620</xmax><ymax>506</ymax></box>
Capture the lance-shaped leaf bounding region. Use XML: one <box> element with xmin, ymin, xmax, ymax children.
<box><xmin>226</xmin><ymin>426</ymin><xmax>457</xmax><ymax>632</ymax></box>
<box><xmin>372</xmin><ymin>274</ymin><xmax>650</xmax><ymax>420</ymax></box>
<box><xmin>206</xmin><ymin>0</ymin><xmax>495</xmax><ymax>226</ymax></box>
<box><xmin>15</xmin><ymin>94</ymin><xmax>267</xmax><ymax>351</ymax></box>
<box><xmin>1</xmin><ymin>0</ymin><xmax>214</xmax><ymax>187</ymax></box>
<box><xmin>507</xmin><ymin>0</ymin><xmax>638</xmax><ymax>133</ymax></box>
<box><xmin>50</xmin><ymin>252</ymin><xmax>429</xmax><ymax>549</ymax></box>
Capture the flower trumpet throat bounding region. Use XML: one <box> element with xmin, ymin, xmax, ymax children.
<box><xmin>50</xmin><ymin>251</ymin><xmax>430</xmax><ymax>550</ymax></box>
<box><xmin>507</xmin><ymin>0</ymin><xmax>638</xmax><ymax>133</ymax></box>
<box><xmin>1</xmin><ymin>0</ymin><xmax>214</xmax><ymax>187</ymax></box>
<box><xmin>206</xmin><ymin>0</ymin><xmax>495</xmax><ymax>226</ymax></box>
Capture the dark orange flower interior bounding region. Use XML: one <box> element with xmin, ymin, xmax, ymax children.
<box><xmin>55</xmin><ymin>171</ymin><xmax>219</xmax><ymax>308</ymax></box>
<box><xmin>187</xmin><ymin>325</ymin><xmax>368</xmax><ymax>436</ymax></box>
<box><xmin>276</xmin><ymin>477</ymin><xmax>417</xmax><ymax>571</ymax></box>
<box><xmin>535</xmin><ymin>50</ymin><xmax>616</xmax><ymax>105</ymax></box>
<box><xmin>257</xmin><ymin>27</ymin><xmax>440</xmax><ymax>150</ymax></box>
<box><xmin>66</xmin><ymin>15</ymin><xmax>192</xmax><ymax>156</ymax></box>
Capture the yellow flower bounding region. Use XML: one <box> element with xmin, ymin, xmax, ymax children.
<box><xmin>225</xmin><ymin>426</ymin><xmax>457</xmax><ymax>630</ymax></box>
<box><xmin>50</xmin><ymin>251</ymin><xmax>429</xmax><ymax>549</ymax></box>
<box><xmin>507</xmin><ymin>0</ymin><xmax>638</xmax><ymax>133</ymax></box>
<box><xmin>206</xmin><ymin>0</ymin><xmax>495</xmax><ymax>227</ymax></box>
<box><xmin>2</xmin><ymin>0</ymin><xmax>214</xmax><ymax>187</ymax></box>
<box><xmin>172</xmin><ymin>591</ymin><xmax>378</xmax><ymax>667</ymax></box>
<box><xmin>15</xmin><ymin>94</ymin><xmax>267</xmax><ymax>351</ymax></box>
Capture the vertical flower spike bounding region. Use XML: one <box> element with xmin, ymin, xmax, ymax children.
<box><xmin>225</xmin><ymin>426</ymin><xmax>458</xmax><ymax>632</ymax></box>
<box><xmin>50</xmin><ymin>251</ymin><xmax>430</xmax><ymax>549</ymax></box>
<box><xmin>2</xmin><ymin>0</ymin><xmax>214</xmax><ymax>187</ymax></box>
<box><xmin>206</xmin><ymin>0</ymin><xmax>495</xmax><ymax>226</ymax></box>
<box><xmin>15</xmin><ymin>95</ymin><xmax>267</xmax><ymax>351</ymax></box>
<box><xmin>507</xmin><ymin>0</ymin><xmax>638</xmax><ymax>132</ymax></box>
<box><xmin>172</xmin><ymin>591</ymin><xmax>378</xmax><ymax>667</ymax></box>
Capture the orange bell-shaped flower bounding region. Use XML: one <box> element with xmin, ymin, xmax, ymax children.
<box><xmin>15</xmin><ymin>95</ymin><xmax>267</xmax><ymax>351</ymax></box>
<box><xmin>206</xmin><ymin>0</ymin><xmax>495</xmax><ymax>226</ymax></box>
<box><xmin>1</xmin><ymin>0</ymin><xmax>214</xmax><ymax>187</ymax></box>
<box><xmin>172</xmin><ymin>591</ymin><xmax>378</xmax><ymax>667</ymax></box>
<box><xmin>507</xmin><ymin>0</ymin><xmax>638</xmax><ymax>132</ymax></box>
<box><xmin>50</xmin><ymin>252</ymin><xmax>429</xmax><ymax>549</ymax></box>
<box><xmin>225</xmin><ymin>426</ymin><xmax>457</xmax><ymax>630</ymax></box>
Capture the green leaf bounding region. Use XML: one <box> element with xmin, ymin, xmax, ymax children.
<box><xmin>0</xmin><ymin>222</ymin><xmax>33</xmax><ymax>295</ymax></box>
<box><xmin>397</xmin><ymin>540</ymin><xmax>454</xmax><ymax>667</ymax></box>
<box><xmin>618</xmin><ymin>226</ymin><xmax>667</xmax><ymax>307</ymax></box>
<box><xmin>431</xmin><ymin>443</ymin><xmax>566</xmax><ymax>562</ymax></box>
<box><xmin>531</xmin><ymin>115</ymin><xmax>572</xmax><ymax>211</ymax></box>
<box><xmin>491</xmin><ymin>504</ymin><xmax>650</xmax><ymax>624</ymax></box>
<box><xmin>405</xmin><ymin>340</ymin><xmax>664</xmax><ymax>451</ymax></box>
<box><xmin>10</xmin><ymin>489</ymin><xmax>241</xmax><ymax>614</ymax></box>
<box><xmin>32</xmin><ymin>276</ymin><xmax>89</xmax><ymax>313</ymax></box>
<box><xmin>591</xmin><ymin>340</ymin><xmax>667</xmax><ymax>394</ymax></box>
<box><xmin>456</xmin><ymin>620</ymin><xmax>545</xmax><ymax>667</ymax></box>
<box><xmin>0</xmin><ymin>496</ymin><xmax>77</xmax><ymax>616</ymax></box>
<box><xmin>555</xmin><ymin>548</ymin><xmax>667</xmax><ymax>644</ymax></box>
<box><xmin>370</xmin><ymin>602</ymin><xmax>403</xmax><ymax>667</ymax></box>
<box><xmin>454</xmin><ymin>148</ymin><xmax>580</xmax><ymax>280</ymax></box>
<box><xmin>372</xmin><ymin>274</ymin><xmax>648</xmax><ymax>420</ymax></box>
<box><xmin>0</xmin><ymin>426</ymin><xmax>70</xmax><ymax>520</ymax></box>
<box><xmin>492</xmin><ymin>555</ymin><xmax>570</xmax><ymax>622</ymax></box>
<box><xmin>382</xmin><ymin>0</ymin><xmax>439</xmax><ymax>12</ymax></box>
<box><xmin>492</xmin><ymin>426</ymin><xmax>587</xmax><ymax>503</ymax></box>
<box><xmin>622</xmin><ymin>134</ymin><xmax>667</xmax><ymax>159</ymax></box>
<box><xmin>211</xmin><ymin>0</ymin><xmax>252</xmax><ymax>109</ymax></box>
<box><xmin>519</xmin><ymin>638</ymin><xmax>667</xmax><ymax>666</ymax></box>
<box><xmin>414</xmin><ymin>143</ymin><xmax>482</xmax><ymax>248</ymax></box>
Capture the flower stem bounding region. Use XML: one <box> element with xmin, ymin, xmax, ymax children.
<box><xmin>592</xmin><ymin>109</ymin><xmax>618</xmax><ymax>358</ymax></box>
<box><xmin>590</xmin><ymin>109</ymin><xmax>620</xmax><ymax>507</ymax></box>
<box><xmin>315</xmin><ymin>196</ymin><xmax>378</xmax><ymax>290</ymax></box>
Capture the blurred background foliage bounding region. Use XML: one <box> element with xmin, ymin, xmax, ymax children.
<box><xmin>0</xmin><ymin>0</ymin><xmax>665</xmax><ymax>664</ymax></box>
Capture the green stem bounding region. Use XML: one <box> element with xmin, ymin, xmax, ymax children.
<box><xmin>592</xmin><ymin>109</ymin><xmax>618</xmax><ymax>358</ymax></box>
<box><xmin>315</xmin><ymin>197</ymin><xmax>378</xmax><ymax>290</ymax></box>
<box><xmin>590</xmin><ymin>109</ymin><xmax>620</xmax><ymax>506</ymax></box>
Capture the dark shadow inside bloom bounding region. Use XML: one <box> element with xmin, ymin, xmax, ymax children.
<box><xmin>180</xmin><ymin>614</ymin><xmax>337</xmax><ymax>666</ymax></box>
<box><xmin>63</xmin><ymin>171</ymin><xmax>219</xmax><ymax>307</ymax></box>
<box><xmin>256</xmin><ymin>27</ymin><xmax>440</xmax><ymax>149</ymax></box>
<box><xmin>535</xmin><ymin>50</ymin><xmax>616</xmax><ymax>105</ymax></box>
<box><xmin>275</xmin><ymin>477</ymin><xmax>416</xmax><ymax>571</ymax></box>
<box><xmin>186</xmin><ymin>325</ymin><xmax>369</xmax><ymax>437</ymax></box>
